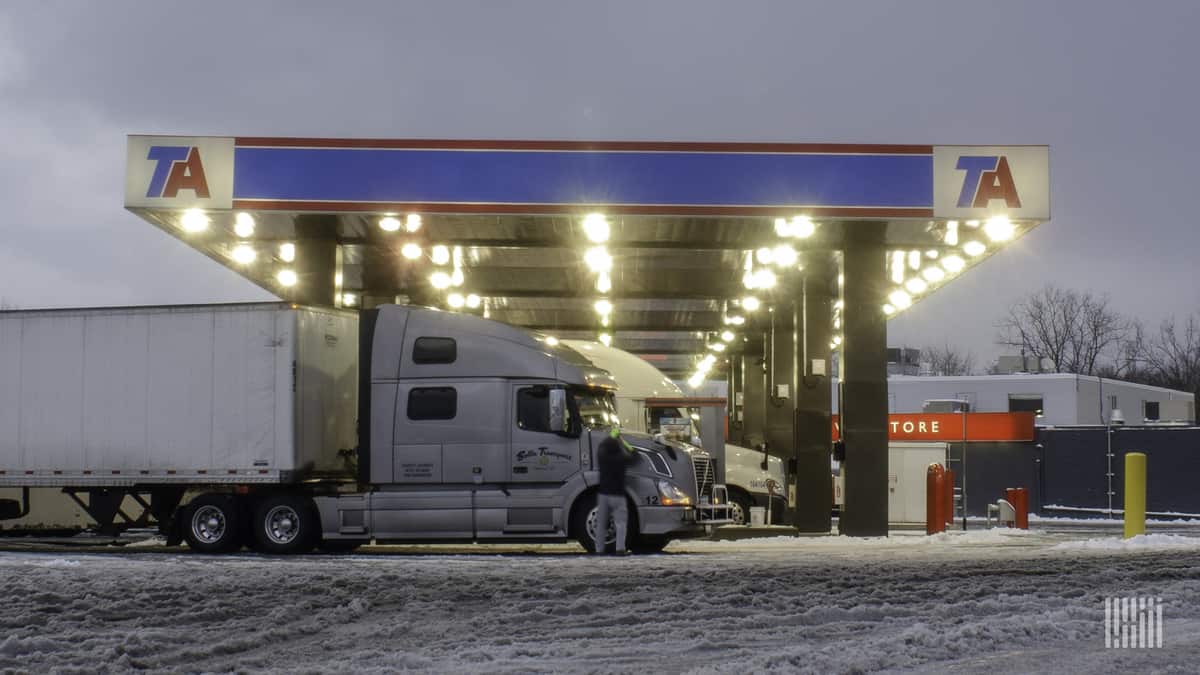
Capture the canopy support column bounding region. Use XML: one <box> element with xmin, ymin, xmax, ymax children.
<box><xmin>839</xmin><ymin>224</ymin><xmax>889</xmax><ymax>537</ymax></box>
<box><xmin>791</xmin><ymin>258</ymin><xmax>834</xmax><ymax>532</ymax></box>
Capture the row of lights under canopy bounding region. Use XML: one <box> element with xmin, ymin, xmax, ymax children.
<box><xmin>688</xmin><ymin>215</ymin><xmax>817</xmax><ymax>389</ymax></box>
<box><xmin>183</xmin><ymin>208</ymin><xmax>427</xmax><ymax>307</ymax></box>
<box><xmin>883</xmin><ymin>215</ymin><xmax>1015</xmax><ymax>316</ymax></box>
<box><xmin>187</xmin><ymin>207</ymin><xmax>495</xmax><ymax>312</ymax></box>
<box><xmin>581</xmin><ymin>213</ymin><xmax>614</xmax><ymax>347</ymax></box>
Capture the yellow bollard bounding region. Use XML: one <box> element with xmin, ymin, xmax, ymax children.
<box><xmin>1124</xmin><ymin>452</ymin><xmax>1147</xmax><ymax>539</ymax></box>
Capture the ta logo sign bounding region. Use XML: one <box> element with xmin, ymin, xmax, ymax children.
<box><xmin>125</xmin><ymin>136</ymin><xmax>233</xmax><ymax>209</ymax></box>
<box><xmin>933</xmin><ymin>146</ymin><xmax>1048</xmax><ymax>220</ymax></box>
<box><xmin>145</xmin><ymin>146</ymin><xmax>211</xmax><ymax>199</ymax></box>
<box><xmin>955</xmin><ymin>155</ymin><xmax>1021</xmax><ymax>209</ymax></box>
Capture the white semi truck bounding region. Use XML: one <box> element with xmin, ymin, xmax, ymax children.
<box><xmin>0</xmin><ymin>303</ymin><xmax>728</xmax><ymax>553</ymax></box>
<box><xmin>563</xmin><ymin>340</ymin><xmax>786</xmax><ymax>524</ymax></box>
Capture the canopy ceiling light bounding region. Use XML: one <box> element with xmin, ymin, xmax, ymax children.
<box><xmin>431</xmin><ymin>245</ymin><xmax>450</xmax><ymax>266</ymax></box>
<box><xmin>983</xmin><ymin>215</ymin><xmax>1014</xmax><ymax>241</ymax></box>
<box><xmin>582</xmin><ymin>213</ymin><xmax>610</xmax><ymax>243</ymax></box>
<box><xmin>583</xmin><ymin>246</ymin><xmax>612</xmax><ymax>273</ymax></box>
<box><xmin>233</xmin><ymin>212</ymin><xmax>254</xmax><ymax>238</ymax></box>
<box><xmin>231</xmin><ymin>244</ymin><xmax>256</xmax><ymax>264</ymax></box>
<box><xmin>181</xmin><ymin>208</ymin><xmax>209</xmax><ymax>233</ymax></box>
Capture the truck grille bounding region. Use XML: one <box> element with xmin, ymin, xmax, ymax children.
<box><xmin>693</xmin><ymin>457</ymin><xmax>715</xmax><ymax>498</ymax></box>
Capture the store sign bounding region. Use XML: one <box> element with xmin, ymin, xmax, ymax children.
<box><xmin>933</xmin><ymin>145</ymin><xmax>1049</xmax><ymax>221</ymax></box>
<box><xmin>125</xmin><ymin>136</ymin><xmax>234</xmax><ymax>209</ymax></box>
<box><xmin>832</xmin><ymin>412</ymin><xmax>1035</xmax><ymax>442</ymax></box>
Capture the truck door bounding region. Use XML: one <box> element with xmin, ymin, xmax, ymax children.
<box><xmin>509</xmin><ymin>385</ymin><xmax>582</xmax><ymax>484</ymax></box>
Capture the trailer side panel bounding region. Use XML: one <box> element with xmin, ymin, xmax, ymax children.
<box><xmin>0</xmin><ymin>303</ymin><xmax>356</xmax><ymax>486</ymax></box>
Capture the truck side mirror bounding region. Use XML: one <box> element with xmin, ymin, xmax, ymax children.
<box><xmin>549</xmin><ymin>388</ymin><xmax>568</xmax><ymax>433</ymax></box>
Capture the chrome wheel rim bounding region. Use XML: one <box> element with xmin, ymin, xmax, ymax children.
<box><xmin>264</xmin><ymin>505</ymin><xmax>302</xmax><ymax>545</ymax></box>
<box><xmin>731</xmin><ymin>501</ymin><xmax>748</xmax><ymax>525</ymax></box>
<box><xmin>585</xmin><ymin>506</ymin><xmax>616</xmax><ymax>547</ymax></box>
<box><xmin>191</xmin><ymin>505</ymin><xmax>227</xmax><ymax>544</ymax></box>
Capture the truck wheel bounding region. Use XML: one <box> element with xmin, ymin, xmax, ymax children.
<box><xmin>729</xmin><ymin>491</ymin><xmax>754</xmax><ymax>525</ymax></box>
<box><xmin>250</xmin><ymin>495</ymin><xmax>318</xmax><ymax>555</ymax></box>
<box><xmin>572</xmin><ymin>493</ymin><xmax>611</xmax><ymax>553</ymax></box>
<box><xmin>183</xmin><ymin>494</ymin><xmax>241</xmax><ymax>554</ymax></box>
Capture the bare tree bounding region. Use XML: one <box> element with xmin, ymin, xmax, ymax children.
<box><xmin>0</xmin><ymin>297</ymin><xmax>18</xmax><ymax>310</ymax></box>
<box><xmin>1133</xmin><ymin>313</ymin><xmax>1200</xmax><ymax>396</ymax></box>
<box><xmin>996</xmin><ymin>285</ymin><xmax>1130</xmax><ymax>375</ymax></box>
<box><xmin>920</xmin><ymin>343</ymin><xmax>976</xmax><ymax>376</ymax></box>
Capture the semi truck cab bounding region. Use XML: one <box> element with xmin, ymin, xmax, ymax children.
<box><xmin>313</xmin><ymin>305</ymin><xmax>726</xmax><ymax>553</ymax></box>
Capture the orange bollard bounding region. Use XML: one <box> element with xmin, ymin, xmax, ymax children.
<box><xmin>1004</xmin><ymin>488</ymin><xmax>1029</xmax><ymax>529</ymax></box>
<box><xmin>926</xmin><ymin>464</ymin><xmax>946</xmax><ymax>535</ymax></box>
<box><xmin>944</xmin><ymin>469</ymin><xmax>956</xmax><ymax>525</ymax></box>
<box><xmin>1014</xmin><ymin>487</ymin><xmax>1028</xmax><ymax>529</ymax></box>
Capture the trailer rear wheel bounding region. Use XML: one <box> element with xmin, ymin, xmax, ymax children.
<box><xmin>183</xmin><ymin>494</ymin><xmax>241</xmax><ymax>554</ymax></box>
<box><xmin>250</xmin><ymin>495</ymin><xmax>318</xmax><ymax>555</ymax></box>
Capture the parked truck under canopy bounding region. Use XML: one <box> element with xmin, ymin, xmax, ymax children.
<box><xmin>0</xmin><ymin>303</ymin><xmax>727</xmax><ymax>552</ymax></box>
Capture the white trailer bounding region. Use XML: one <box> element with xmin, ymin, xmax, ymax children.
<box><xmin>0</xmin><ymin>303</ymin><xmax>357</xmax><ymax>534</ymax></box>
<box><xmin>0</xmin><ymin>303</ymin><xmax>357</xmax><ymax>485</ymax></box>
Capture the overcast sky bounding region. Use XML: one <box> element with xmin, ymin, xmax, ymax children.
<box><xmin>1</xmin><ymin>1</ymin><xmax>1197</xmax><ymax>365</ymax></box>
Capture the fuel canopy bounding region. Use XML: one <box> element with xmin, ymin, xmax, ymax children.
<box><xmin>124</xmin><ymin>136</ymin><xmax>1048</xmax><ymax>378</ymax></box>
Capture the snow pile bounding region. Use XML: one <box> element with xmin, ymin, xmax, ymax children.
<box><xmin>1053</xmin><ymin>533</ymin><xmax>1200</xmax><ymax>551</ymax></box>
<box><xmin>1</xmin><ymin>535</ymin><xmax>1198</xmax><ymax>673</ymax></box>
<box><xmin>676</xmin><ymin>527</ymin><xmax>1036</xmax><ymax>552</ymax></box>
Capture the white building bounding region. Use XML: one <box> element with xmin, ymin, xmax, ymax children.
<box><xmin>884</xmin><ymin>374</ymin><xmax>1195</xmax><ymax>426</ymax></box>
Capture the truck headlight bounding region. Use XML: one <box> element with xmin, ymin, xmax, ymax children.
<box><xmin>656</xmin><ymin>480</ymin><xmax>692</xmax><ymax>506</ymax></box>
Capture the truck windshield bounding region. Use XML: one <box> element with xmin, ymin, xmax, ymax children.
<box><xmin>572</xmin><ymin>388</ymin><xmax>619</xmax><ymax>429</ymax></box>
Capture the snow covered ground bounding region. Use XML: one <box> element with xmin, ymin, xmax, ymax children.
<box><xmin>2</xmin><ymin>528</ymin><xmax>1199</xmax><ymax>674</ymax></box>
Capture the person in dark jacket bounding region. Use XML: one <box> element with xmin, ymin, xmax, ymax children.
<box><xmin>595</xmin><ymin>427</ymin><xmax>636</xmax><ymax>554</ymax></box>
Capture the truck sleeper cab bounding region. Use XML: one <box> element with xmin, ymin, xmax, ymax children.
<box><xmin>313</xmin><ymin>305</ymin><xmax>717</xmax><ymax>553</ymax></box>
